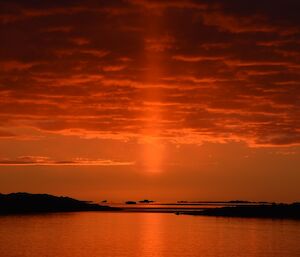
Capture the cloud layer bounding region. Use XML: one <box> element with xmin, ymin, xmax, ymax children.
<box><xmin>0</xmin><ymin>0</ymin><xmax>299</xmax><ymax>147</ymax></box>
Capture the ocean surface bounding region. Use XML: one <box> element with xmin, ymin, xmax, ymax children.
<box><xmin>0</xmin><ymin>212</ymin><xmax>300</xmax><ymax>257</ymax></box>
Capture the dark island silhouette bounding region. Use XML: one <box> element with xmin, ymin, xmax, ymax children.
<box><xmin>125</xmin><ymin>200</ymin><xmax>154</xmax><ymax>204</ymax></box>
<box><xmin>184</xmin><ymin>203</ymin><xmax>300</xmax><ymax>219</ymax></box>
<box><xmin>0</xmin><ymin>193</ymin><xmax>119</xmax><ymax>214</ymax></box>
<box><xmin>125</xmin><ymin>201</ymin><xmax>137</xmax><ymax>204</ymax></box>
<box><xmin>139</xmin><ymin>199</ymin><xmax>154</xmax><ymax>203</ymax></box>
<box><xmin>1</xmin><ymin>193</ymin><xmax>300</xmax><ymax>219</ymax></box>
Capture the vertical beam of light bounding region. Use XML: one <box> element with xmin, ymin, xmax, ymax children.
<box><xmin>141</xmin><ymin>12</ymin><xmax>165</xmax><ymax>173</ymax></box>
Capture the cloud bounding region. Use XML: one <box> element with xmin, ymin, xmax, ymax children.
<box><xmin>127</xmin><ymin>0</ymin><xmax>206</xmax><ymax>10</ymax></box>
<box><xmin>0</xmin><ymin>0</ymin><xmax>299</xmax><ymax>147</ymax></box>
<box><xmin>0</xmin><ymin>130</ymin><xmax>16</xmax><ymax>138</ymax></box>
<box><xmin>172</xmin><ymin>55</ymin><xmax>225</xmax><ymax>62</ymax></box>
<box><xmin>102</xmin><ymin>65</ymin><xmax>127</xmax><ymax>72</ymax></box>
<box><xmin>0</xmin><ymin>156</ymin><xmax>134</xmax><ymax>166</ymax></box>
<box><xmin>0</xmin><ymin>61</ymin><xmax>40</xmax><ymax>71</ymax></box>
<box><xmin>201</xmin><ymin>12</ymin><xmax>278</xmax><ymax>33</ymax></box>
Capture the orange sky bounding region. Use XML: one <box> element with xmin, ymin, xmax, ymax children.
<box><xmin>0</xmin><ymin>0</ymin><xmax>299</xmax><ymax>202</ymax></box>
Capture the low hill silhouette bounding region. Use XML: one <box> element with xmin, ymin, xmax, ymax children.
<box><xmin>0</xmin><ymin>192</ymin><xmax>118</xmax><ymax>214</ymax></box>
<box><xmin>185</xmin><ymin>203</ymin><xmax>300</xmax><ymax>219</ymax></box>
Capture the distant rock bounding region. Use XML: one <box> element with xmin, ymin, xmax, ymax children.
<box><xmin>0</xmin><ymin>192</ymin><xmax>119</xmax><ymax>214</ymax></box>
<box><xmin>228</xmin><ymin>200</ymin><xmax>252</xmax><ymax>203</ymax></box>
<box><xmin>139</xmin><ymin>199</ymin><xmax>154</xmax><ymax>203</ymax></box>
<box><xmin>125</xmin><ymin>201</ymin><xmax>136</xmax><ymax>204</ymax></box>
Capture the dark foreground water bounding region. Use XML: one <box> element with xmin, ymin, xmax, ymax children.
<box><xmin>0</xmin><ymin>212</ymin><xmax>300</xmax><ymax>257</ymax></box>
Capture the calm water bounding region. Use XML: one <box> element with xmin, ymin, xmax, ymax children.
<box><xmin>0</xmin><ymin>212</ymin><xmax>300</xmax><ymax>257</ymax></box>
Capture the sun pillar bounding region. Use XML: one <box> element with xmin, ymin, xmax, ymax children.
<box><xmin>140</xmin><ymin>11</ymin><xmax>165</xmax><ymax>173</ymax></box>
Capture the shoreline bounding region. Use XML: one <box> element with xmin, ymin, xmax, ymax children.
<box><xmin>1</xmin><ymin>193</ymin><xmax>299</xmax><ymax>219</ymax></box>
